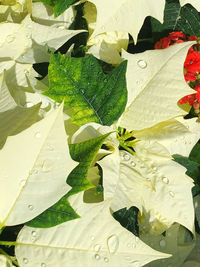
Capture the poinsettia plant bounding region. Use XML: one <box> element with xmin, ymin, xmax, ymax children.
<box><xmin>0</xmin><ymin>0</ymin><xmax>200</xmax><ymax>267</ymax></box>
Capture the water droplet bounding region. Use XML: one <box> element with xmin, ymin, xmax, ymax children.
<box><xmin>94</xmin><ymin>254</ymin><xmax>100</xmax><ymax>260</ymax></box>
<box><xmin>104</xmin><ymin>257</ymin><xmax>109</xmax><ymax>263</ymax></box>
<box><xmin>6</xmin><ymin>35</ymin><xmax>15</xmax><ymax>43</ymax></box>
<box><xmin>162</xmin><ymin>177</ymin><xmax>169</xmax><ymax>184</ymax></box>
<box><xmin>140</xmin><ymin>164</ymin><xmax>145</xmax><ymax>168</ymax></box>
<box><xmin>131</xmin><ymin>161</ymin><xmax>136</xmax><ymax>167</ymax></box>
<box><xmin>35</xmin><ymin>132</ymin><xmax>41</xmax><ymax>138</ymax></box>
<box><xmin>102</xmin><ymin>26</ymin><xmax>105</xmax><ymax>31</ymax></box>
<box><xmin>94</xmin><ymin>244</ymin><xmax>101</xmax><ymax>252</ymax></box>
<box><xmin>127</xmin><ymin>243</ymin><xmax>131</xmax><ymax>248</ymax></box>
<box><xmin>131</xmin><ymin>260</ymin><xmax>140</xmax><ymax>266</ymax></box>
<box><xmin>91</xmin><ymin>236</ymin><xmax>95</xmax><ymax>241</ymax></box>
<box><xmin>137</xmin><ymin>60</ymin><xmax>147</xmax><ymax>69</ymax></box>
<box><xmin>58</xmin><ymin>26</ymin><xmax>65</xmax><ymax>30</ymax></box>
<box><xmin>47</xmin><ymin>144</ymin><xmax>54</xmax><ymax>151</ymax></box>
<box><xmin>42</xmin><ymin>160</ymin><xmax>53</xmax><ymax>173</ymax></box>
<box><xmin>41</xmin><ymin>263</ymin><xmax>46</xmax><ymax>267</ymax></box>
<box><xmin>159</xmin><ymin>239</ymin><xmax>166</xmax><ymax>247</ymax></box>
<box><xmin>23</xmin><ymin>258</ymin><xmax>28</xmax><ymax>264</ymax></box>
<box><xmin>135</xmin><ymin>237</ymin><xmax>139</xmax><ymax>242</ymax></box>
<box><xmin>28</xmin><ymin>205</ymin><xmax>34</xmax><ymax>210</ymax></box>
<box><xmin>153</xmin><ymin>167</ymin><xmax>157</xmax><ymax>171</ymax></box>
<box><xmin>31</xmin><ymin>231</ymin><xmax>36</xmax><ymax>237</ymax></box>
<box><xmin>25</xmin><ymin>102</ymin><xmax>34</xmax><ymax>108</ymax></box>
<box><xmin>107</xmin><ymin>235</ymin><xmax>119</xmax><ymax>254</ymax></box>
<box><xmin>123</xmin><ymin>154</ymin><xmax>130</xmax><ymax>161</ymax></box>
<box><xmin>169</xmin><ymin>191</ymin><xmax>175</xmax><ymax>197</ymax></box>
<box><xmin>20</xmin><ymin>179</ymin><xmax>26</xmax><ymax>186</ymax></box>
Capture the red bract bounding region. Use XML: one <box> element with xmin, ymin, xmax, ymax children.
<box><xmin>155</xmin><ymin>31</ymin><xmax>200</xmax><ymax>112</ymax></box>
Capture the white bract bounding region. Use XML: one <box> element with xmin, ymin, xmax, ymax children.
<box><xmin>0</xmin><ymin>103</ymin><xmax>77</xmax><ymax>227</ymax></box>
<box><xmin>15</xmin><ymin>193</ymin><xmax>170</xmax><ymax>267</ymax></box>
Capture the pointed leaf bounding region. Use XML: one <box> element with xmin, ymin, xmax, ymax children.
<box><xmin>15</xmin><ymin>195</ymin><xmax>170</xmax><ymax>267</ymax></box>
<box><xmin>120</xmin><ymin>42</ymin><xmax>195</xmax><ymax>130</ymax></box>
<box><xmin>189</xmin><ymin>141</ymin><xmax>200</xmax><ymax>165</ymax></box>
<box><xmin>45</xmin><ymin>53</ymin><xmax>127</xmax><ymax>126</ymax></box>
<box><xmin>0</xmin><ymin>104</ymin><xmax>77</xmax><ymax>227</ymax></box>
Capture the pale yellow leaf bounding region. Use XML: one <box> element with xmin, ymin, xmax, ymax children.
<box><xmin>89</xmin><ymin>0</ymin><xmax>165</xmax><ymax>42</ymax></box>
<box><xmin>120</xmin><ymin>42</ymin><xmax>195</xmax><ymax>130</ymax></box>
<box><xmin>0</xmin><ymin>103</ymin><xmax>77</xmax><ymax>227</ymax></box>
<box><xmin>15</xmin><ymin>194</ymin><xmax>170</xmax><ymax>267</ymax></box>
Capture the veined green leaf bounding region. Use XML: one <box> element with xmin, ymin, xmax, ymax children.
<box><xmin>151</xmin><ymin>0</ymin><xmax>200</xmax><ymax>41</ymax></box>
<box><xmin>26</xmin><ymin>133</ymin><xmax>110</xmax><ymax>228</ymax></box>
<box><xmin>44</xmin><ymin>53</ymin><xmax>127</xmax><ymax>126</ymax></box>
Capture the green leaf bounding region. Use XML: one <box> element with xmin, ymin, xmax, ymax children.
<box><xmin>67</xmin><ymin>133</ymin><xmax>111</xmax><ymax>196</ymax></box>
<box><xmin>151</xmin><ymin>0</ymin><xmax>200</xmax><ymax>41</ymax></box>
<box><xmin>36</xmin><ymin>0</ymin><xmax>79</xmax><ymax>17</ymax></box>
<box><xmin>113</xmin><ymin>207</ymin><xmax>139</xmax><ymax>237</ymax></box>
<box><xmin>25</xmin><ymin>133</ymin><xmax>110</xmax><ymax>228</ymax></box>
<box><xmin>44</xmin><ymin>53</ymin><xmax>127</xmax><ymax>126</ymax></box>
<box><xmin>26</xmin><ymin>196</ymin><xmax>79</xmax><ymax>228</ymax></box>
<box><xmin>189</xmin><ymin>141</ymin><xmax>200</xmax><ymax>165</ymax></box>
<box><xmin>173</xmin><ymin>154</ymin><xmax>200</xmax><ymax>184</ymax></box>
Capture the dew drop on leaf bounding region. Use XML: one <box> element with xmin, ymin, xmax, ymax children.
<box><xmin>23</xmin><ymin>258</ymin><xmax>29</xmax><ymax>264</ymax></box>
<box><xmin>35</xmin><ymin>132</ymin><xmax>41</xmax><ymax>138</ymax></box>
<box><xmin>28</xmin><ymin>205</ymin><xmax>34</xmax><ymax>211</ymax></box>
<box><xmin>31</xmin><ymin>231</ymin><xmax>36</xmax><ymax>237</ymax></box>
<box><xmin>94</xmin><ymin>244</ymin><xmax>101</xmax><ymax>252</ymax></box>
<box><xmin>137</xmin><ymin>60</ymin><xmax>147</xmax><ymax>69</ymax></box>
<box><xmin>162</xmin><ymin>177</ymin><xmax>169</xmax><ymax>184</ymax></box>
<box><xmin>169</xmin><ymin>191</ymin><xmax>175</xmax><ymax>197</ymax></box>
<box><xmin>94</xmin><ymin>254</ymin><xmax>100</xmax><ymax>260</ymax></box>
<box><xmin>123</xmin><ymin>154</ymin><xmax>130</xmax><ymax>161</ymax></box>
<box><xmin>107</xmin><ymin>234</ymin><xmax>119</xmax><ymax>254</ymax></box>
<box><xmin>104</xmin><ymin>257</ymin><xmax>109</xmax><ymax>263</ymax></box>
<box><xmin>131</xmin><ymin>161</ymin><xmax>136</xmax><ymax>167</ymax></box>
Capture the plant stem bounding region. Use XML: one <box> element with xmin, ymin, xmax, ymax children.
<box><xmin>0</xmin><ymin>247</ymin><xmax>19</xmax><ymax>266</ymax></box>
<box><xmin>119</xmin><ymin>142</ymin><xmax>135</xmax><ymax>155</ymax></box>
<box><xmin>0</xmin><ymin>241</ymin><xmax>17</xmax><ymax>246</ymax></box>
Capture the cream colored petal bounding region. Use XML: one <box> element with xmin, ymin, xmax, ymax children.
<box><xmin>0</xmin><ymin>103</ymin><xmax>77</xmax><ymax>227</ymax></box>
<box><xmin>15</xmin><ymin>194</ymin><xmax>170</xmax><ymax>267</ymax></box>
<box><xmin>120</xmin><ymin>42</ymin><xmax>195</xmax><ymax>130</ymax></box>
<box><xmin>89</xmin><ymin>0</ymin><xmax>165</xmax><ymax>42</ymax></box>
<box><xmin>0</xmin><ymin>255</ymin><xmax>15</xmax><ymax>267</ymax></box>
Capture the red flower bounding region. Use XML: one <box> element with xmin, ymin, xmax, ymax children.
<box><xmin>154</xmin><ymin>37</ymin><xmax>171</xmax><ymax>49</ymax></box>
<box><xmin>184</xmin><ymin>51</ymin><xmax>200</xmax><ymax>75</ymax></box>
<box><xmin>178</xmin><ymin>94</ymin><xmax>196</xmax><ymax>105</ymax></box>
<box><xmin>188</xmin><ymin>35</ymin><xmax>198</xmax><ymax>41</ymax></box>
<box><xmin>169</xmin><ymin>31</ymin><xmax>186</xmax><ymax>40</ymax></box>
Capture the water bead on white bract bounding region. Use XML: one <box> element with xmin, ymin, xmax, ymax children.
<box><xmin>28</xmin><ymin>204</ymin><xmax>34</xmax><ymax>210</ymax></box>
<box><xmin>94</xmin><ymin>254</ymin><xmax>100</xmax><ymax>260</ymax></box>
<box><xmin>137</xmin><ymin>60</ymin><xmax>147</xmax><ymax>69</ymax></box>
<box><xmin>162</xmin><ymin>177</ymin><xmax>169</xmax><ymax>184</ymax></box>
<box><xmin>131</xmin><ymin>161</ymin><xmax>136</xmax><ymax>167</ymax></box>
<box><xmin>153</xmin><ymin>167</ymin><xmax>157</xmax><ymax>171</ymax></box>
<box><xmin>94</xmin><ymin>244</ymin><xmax>101</xmax><ymax>252</ymax></box>
<box><xmin>123</xmin><ymin>154</ymin><xmax>130</xmax><ymax>161</ymax></box>
<box><xmin>31</xmin><ymin>231</ymin><xmax>36</xmax><ymax>237</ymax></box>
<box><xmin>25</xmin><ymin>102</ymin><xmax>34</xmax><ymax>108</ymax></box>
<box><xmin>104</xmin><ymin>257</ymin><xmax>109</xmax><ymax>263</ymax></box>
<box><xmin>169</xmin><ymin>191</ymin><xmax>175</xmax><ymax>197</ymax></box>
<box><xmin>107</xmin><ymin>235</ymin><xmax>119</xmax><ymax>254</ymax></box>
<box><xmin>6</xmin><ymin>35</ymin><xmax>15</xmax><ymax>43</ymax></box>
<box><xmin>20</xmin><ymin>179</ymin><xmax>26</xmax><ymax>186</ymax></box>
<box><xmin>35</xmin><ymin>132</ymin><xmax>41</xmax><ymax>138</ymax></box>
<box><xmin>23</xmin><ymin>258</ymin><xmax>29</xmax><ymax>264</ymax></box>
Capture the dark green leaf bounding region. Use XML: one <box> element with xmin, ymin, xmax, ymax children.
<box><xmin>151</xmin><ymin>0</ymin><xmax>200</xmax><ymax>42</ymax></box>
<box><xmin>44</xmin><ymin>53</ymin><xmax>127</xmax><ymax>126</ymax></box>
<box><xmin>189</xmin><ymin>141</ymin><xmax>200</xmax><ymax>164</ymax></box>
<box><xmin>113</xmin><ymin>207</ymin><xmax>139</xmax><ymax>237</ymax></box>
<box><xmin>173</xmin><ymin>154</ymin><xmax>200</xmax><ymax>184</ymax></box>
